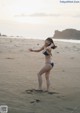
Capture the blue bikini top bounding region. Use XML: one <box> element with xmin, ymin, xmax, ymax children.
<box><xmin>43</xmin><ymin>50</ymin><xmax>50</xmax><ymax>56</ymax></box>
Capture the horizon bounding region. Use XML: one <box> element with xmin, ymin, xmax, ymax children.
<box><xmin>0</xmin><ymin>0</ymin><xmax>80</xmax><ymax>39</ymax></box>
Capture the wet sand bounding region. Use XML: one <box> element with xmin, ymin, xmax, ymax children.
<box><xmin>0</xmin><ymin>37</ymin><xmax>80</xmax><ymax>113</ymax></box>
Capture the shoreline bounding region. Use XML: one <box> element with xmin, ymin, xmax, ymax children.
<box><xmin>0</xmin><ymin>36</ymin><xmax>80</xmax><ymax>44</ymax></box>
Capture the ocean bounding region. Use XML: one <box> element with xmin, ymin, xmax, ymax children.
<box><xmin>0</xmin><ymin>36</ymin><xmax>80</xmax><ymax>44</ymax></box>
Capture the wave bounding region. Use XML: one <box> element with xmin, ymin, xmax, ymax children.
<box><xmin>0</xmin><ymin>36</ymin><xmax>80</xmax><ymax>43</ymax></box>
<box><xmin>53</xmin><ymin>39</ymin><xmax>80</xmax><ymax>44</ymax></box>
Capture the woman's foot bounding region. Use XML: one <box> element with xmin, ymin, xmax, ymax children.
<box><xmin>35</xmin><ymin>89</ymin><xmax>43</xmax><ymax>92</ymax></box>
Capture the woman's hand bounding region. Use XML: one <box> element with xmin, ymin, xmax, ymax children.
<box><xmin>29</xmin><ymin>48</ymin><xmax>33</xmax><ymax>52</ymax></box>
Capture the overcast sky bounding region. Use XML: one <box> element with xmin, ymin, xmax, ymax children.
<box><xmin>0</xmin><ymin>0</ymin><xmax>80</xmax><ymax>39</ymax></box>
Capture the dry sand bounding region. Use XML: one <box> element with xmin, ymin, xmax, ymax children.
<box><xmin>0</xmin><ymin>37</ymin><xmax>80</xmax><ymax>113</ymax></box>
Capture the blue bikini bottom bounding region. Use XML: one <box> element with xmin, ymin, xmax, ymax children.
<box><xmin>46</xmin><ymin>62</ymin><xmax>54</xmax><ymax>67</ymax></box>
<box><xmin>50</xmin><ymin>62</ymin><xmax>54</xmax><ymax>67</ymax></box>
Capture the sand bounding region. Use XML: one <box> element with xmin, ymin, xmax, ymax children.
<box><xmin>0</xmin><ymin>37</ymin><xmax>80</xmax><ymax>113</ymax></box>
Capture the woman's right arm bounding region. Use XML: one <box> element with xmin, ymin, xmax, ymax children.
<box><xmin>29</xmin><ymin>46</ymin><xmax>44</xmax><ymax>52</ymax></box>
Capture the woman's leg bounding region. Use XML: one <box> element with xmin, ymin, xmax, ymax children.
<box><xmin>45</xmin><ymin>71</ymin><xmax>50</xmax><ymax>92</ymax></box>
<box><xmin>37</xmin><ymin>64</ymin><xmax>52</xmax><ymax>90</ymax></box>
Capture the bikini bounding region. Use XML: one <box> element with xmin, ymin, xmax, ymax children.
<box><xmin>43</xmin><ymin>50</ymin><xmax>54</xmax><ymax>67</ymax></box>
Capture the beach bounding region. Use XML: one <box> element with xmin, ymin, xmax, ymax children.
<box><xmin>0</xmin><ymin>37</ymin><xmax>80</xmax><ymax>113</ymax></box>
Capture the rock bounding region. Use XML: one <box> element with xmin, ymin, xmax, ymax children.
<box><xmin>53</xmin><ymin>29</ymin><xmax>80</xmax><ymax>40</ymax></box>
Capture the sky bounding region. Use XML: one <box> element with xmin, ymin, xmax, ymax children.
<box><xmin>0</xmin><ymin>0</ymin><xmax>80</xmax><ymax>39</ymax></box>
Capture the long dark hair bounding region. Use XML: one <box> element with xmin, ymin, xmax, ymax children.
<box><xmin>46</xmin><ymin>38</ymin><xmax>57</xmax><ymax>49</ymax></box>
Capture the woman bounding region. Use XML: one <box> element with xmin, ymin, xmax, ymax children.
<box><xmin>29</xmin><ymin>38</ymin><xmax>57</xmax><ymax>92</ymax></box>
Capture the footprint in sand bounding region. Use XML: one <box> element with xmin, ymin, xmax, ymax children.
<box><xmin>30</xmin><ymin>99</ymin><xmax>41</xmax><ymax>104</ymax></box>
<box><xmin>25</xmin><ymin>89</ymin><xmax>43</xmax><ymax>94</ymax></box>
<box><xmin>35</xmin><ymin>99</ymin><xmax>40</xmax><ymax>103</ymax></box>
<box><xmin>25</xmin><ymin>89</ymin><xmax>59</xmax><ymax>95</ymax></box>
<box><xmin>70</xmin><ymin>57</ymin><xmax>74</xmax><ymax>59</ymax></box>
<box><xmin>56</xmin><ymin>51</ymin><xmax>59</xmax><ymax>54</ymax></box>
<box><xmin>56</xmin><ymin>95</ymin><xmax>65</xmax><ymax>99</ymax></box>
<box><xmin>5</xmin><ymin>57</ymin><xmax>14</xmax><ymax>60</ymax></box>
<box><xmin>65</xmin><ymin>107</ymin><xmax>74</xmax><ymax>111</ymax></box>
<box><xmin>62</xmin><ymin>70</ymin><xmax>65</xmax><ymax>72</ymax></box>
<box><xmin>30</xmin><ymin>101</ymin><xmax>35</xmax><ymax>103</ymax></box>
<box><xmin>25</xmin><ymin>89</ymin><xmax>33</xmax><ymax>94</ymax></box>
<box><xmin>48</xmin><ymin>92</ymin><xmax>59</xmax><ymax>95</ymax></box>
